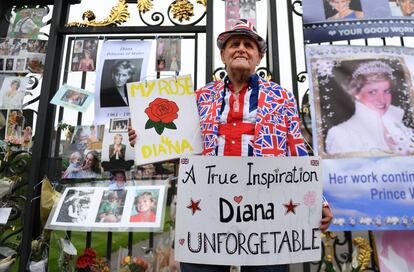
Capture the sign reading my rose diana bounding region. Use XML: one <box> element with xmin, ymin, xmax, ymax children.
<box><xmin>127</xmin><ymin>75</ymin><xmax>203</xmax><ymax>165</ymax></box>
<box><xmin>175</xmin><ymin>155</ymin><xmax>323</xmax><ymax>266</ymax></box>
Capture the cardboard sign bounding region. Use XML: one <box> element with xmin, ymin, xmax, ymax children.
<box><xmin>127</xmin><ymin>75</ymin><xmax>203</xmax><ymax>165</ymax></box>
<box><xmin>175</xmin><ymin>155</ymin><xmax>323</xmax><ymax>266</ymax></box>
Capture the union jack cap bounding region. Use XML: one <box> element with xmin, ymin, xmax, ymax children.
<box><xmin>217</xmin><ymin>19</ymin><xmax>267</xmax><ymax>53</ymax></box>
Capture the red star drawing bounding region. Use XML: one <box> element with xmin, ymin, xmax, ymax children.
<box><xmin>283</xmin><ymin>199</ymin><xmax>299</xmax><ymax>215</ymax></box>
<box><xmin>187</xmin><ymin>198</ymin><xmax>201</xmax><ymax>215</ymax></box>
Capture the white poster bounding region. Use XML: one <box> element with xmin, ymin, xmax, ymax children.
<box><xmin>127</xmin><ymin>75</ymin><xmax>203</xmax><ymax>165</ymax></box>
<box><xmin>175</xmin><ymin>155</ymin><xmax>323</xmax><ymax>266</ymax></box>
<box><xmin>95</xmin><ymin>40</ymin><xmax>151</xmax><ymax>124</ymax></box>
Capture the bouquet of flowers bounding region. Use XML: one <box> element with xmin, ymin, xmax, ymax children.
<box><xmin>75</xmin><ymin>248</ymin><xmax>109</xmax><ymax>272</ymax></box>
<box><xmin>119</xmin><ymin>256</ymin><xmax>148</xmax><ymax>272</ymax></box>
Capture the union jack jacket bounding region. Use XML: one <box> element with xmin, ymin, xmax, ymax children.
<box><xmin>196</xmin><ymin>77</ymin><xmax>308</xmax><ymax>157</ymax></box>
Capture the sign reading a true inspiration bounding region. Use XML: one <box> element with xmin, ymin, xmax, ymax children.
<box><xmin>127</xmin><ymin>75</ymin><xmax>202</xmax><ymax>165</ymax></box>
<box><xmin>175</xmin><ymin>155</ymin><xmax>323</xmax><ymax>266</ymax></box>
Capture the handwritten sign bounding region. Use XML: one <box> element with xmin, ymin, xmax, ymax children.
<box><xmin>175</xmin><ymin>155</ymin><xmax>323</xmax><ymax>266</ymax></box>
<box><xmin>127</xmin><ymin>75</ymin><xmax>202</xmax><ymax>165</ymax></box>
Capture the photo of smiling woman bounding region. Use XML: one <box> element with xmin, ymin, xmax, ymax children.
<box><xmin>324</xmin><ymin>0</ymin><xmax>364</xmax><ymax>20</ymax></box>
<box><xmin>321</xmin><ymin>59</ymin><xmax>414</xmax><ymax>157</ymax></box>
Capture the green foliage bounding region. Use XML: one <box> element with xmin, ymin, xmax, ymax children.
<box><xmin>145</xmin><ymin>120</ymin><xmax>177</xmax><ymax>135</ymax></box>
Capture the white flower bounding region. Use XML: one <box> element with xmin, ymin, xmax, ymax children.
<box><xmin>312</xmin><ymin>59</ymin><xmax>336</xmax><ymax>78</ymax></box>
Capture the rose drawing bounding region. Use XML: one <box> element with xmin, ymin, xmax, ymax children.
<box><xmin>303</xmin><ymin>191</ymin><xmax>316</xmax><ymax>207</ymax></box>
<box><xmin>144</xmin><ymin>98</ymin><xmax>179</xmax><ymax>135</ymax></box>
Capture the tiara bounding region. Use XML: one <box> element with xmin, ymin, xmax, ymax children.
<box><xmin>351</xmin><ymin>61</ymin><xmax>394</xmax><ymax>80</ymax></box>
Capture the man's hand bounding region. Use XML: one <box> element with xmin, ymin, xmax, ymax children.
<box><xmin>128</xmin><ymin>126</ymin><xmax>137</xmax><ymax>147</ymax></box>
<box><xmin>319</xmin><ymin>206</ymin><xmax>333</xmax><ymax>232</ymax></box>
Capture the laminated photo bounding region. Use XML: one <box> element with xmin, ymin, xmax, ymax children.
<box><xmin>225</xmin><ymin>0</ymin><xmax>257</xmax><ymax>31</ymax></box>
<box><xmin>50</xmin><ymin>84</ymin><xmax>94</xmax><ymax>112</ymax></box>
<box><xmin>307</xmin><ymin>46</ymin><xmax>414</xmax><ymax>158</ymax></box>
<box><xmin>155</xmin><ymin>38</ymin><xmax>181</xmax><ymax>72</ymax></box>
<box><xmin>0</xmin><ymin>76</ymin><xmax>29</xmax><ymax>109</ymax></box>
<box><xmin>7</xmin><ymin>7</ymin><xmax>47</xmax><ymax>39</ymax></box>
<box><xmin>4</xmin><ymin>109</ymin><xmax>33</xmax><ymax>147</ymax></box>
<box><xmin>71</xmin><ymin>38</ymin><xmax>98</xmax><ymax>72</ymax></box>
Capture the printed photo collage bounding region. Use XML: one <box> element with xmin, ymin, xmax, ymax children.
<box><xmin>60</xmin><ymin>124</ymin><xmax>135</xmax><ymax>180</ymax></box>
<box><xmin>0</xmin><ymin>38</ymin><xmax>47</xmax><ymax>73</ymax></box>
<box><xmin>70</xmin><ymin>38</ymin><xmax>98</xmax><ymax>72</ymax></box>
<box><xmin>155</xmin><ymin>38</ymin><xmax>182</xmax><ymax>72</ymax></box>
<box><xmin>225</xmin><ymin>0</ymin><xmax>257</xmax><ymax>31</ymax></box>
<box><xmin>47</xmin><ymin>185</ymin><xmax>167</xmax><ymax>231</ymax></box>
<box><xmin>0</xmin><ymin>8</ymin><xmax>47</xmax><ymax>149</ymax></box>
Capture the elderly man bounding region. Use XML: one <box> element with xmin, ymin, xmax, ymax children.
<box><xmin>129</xmin><ymin>19</ymin><xmax>332</xmax><ymax>272</ymax></box>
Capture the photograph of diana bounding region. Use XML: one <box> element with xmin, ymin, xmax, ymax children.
<box><xmin>71</xmin><ymin>39</ymin><xmax>98</xmax><ymax>72</ymax></box>
<box><xmin>61</xmin><ymin>89</ymin><xmax>88</xmax><ymax>106</ymax></box>
<box><xmin>99</xmin><ymin>59</ymin><xmax>142</xmax><ymax>108</ymax></box>
<box><xmin>129</xmin><ymin>190</ymin><xmax>159</xmax><ymax>223</ymax></box>
<box><xmin>323</xmin><ymin>0</ymin><xmax>364</xmax><ymax>20</ymax></box>
<box><xmin>312</xmin><ymin>57</ymin><xmax>414</xmax><ymax>157</ymax></box>
<box><xmin>0</xmin><ymin>76</ymin><xmax>29</xmax><ymax>109</ymax></box>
